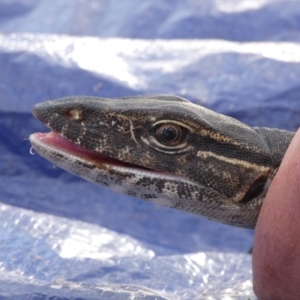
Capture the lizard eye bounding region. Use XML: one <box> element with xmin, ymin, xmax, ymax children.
<box><xmin>156</xmin><ymin>124</ymin><xmax>183</xmax><ymax>145</ymax></box>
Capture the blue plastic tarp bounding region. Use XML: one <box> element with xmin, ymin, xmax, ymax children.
<box><xmin>1</xmin><ymin>1</ymin><xmax>300</xmax><ymax>299</ymax></box>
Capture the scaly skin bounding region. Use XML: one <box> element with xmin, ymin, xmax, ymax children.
<box><xmin>29</xmin><ymin>95</ymin><xmax>294</xmax><ymax>228</ymax></box>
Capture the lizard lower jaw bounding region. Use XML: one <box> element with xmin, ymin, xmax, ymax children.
<box><xmin>30</xmin><ymin>130</ymin><xmax>203</xmax><ymax>221</ymax></box>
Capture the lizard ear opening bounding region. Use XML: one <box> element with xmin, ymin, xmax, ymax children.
<box><xmin>240</xmin><ymin>175</ymin><xmax>269</xmax><ymax>203</ymax></box>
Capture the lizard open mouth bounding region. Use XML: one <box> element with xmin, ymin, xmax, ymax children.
<box><xmin>30</xmin><ymin>131</ymin><xmax>150</xmax><ymax>170</ymax></box>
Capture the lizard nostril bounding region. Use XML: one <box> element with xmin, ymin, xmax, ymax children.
<box><xmin>240</xmin><ymin>175</ymin><xmax>269</xmax><ymax>203</ymax></box>
<box><xmin>67</xmin><ymin>109</ymin><xmax>83</xmax><ymax>120</ymax></box>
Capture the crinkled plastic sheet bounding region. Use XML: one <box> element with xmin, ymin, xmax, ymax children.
<box><xmin>1</xmin><ymin>1</ymin><xmax>300</xmax><ymax>299</ymax></box>
<box><xmin>1</xmin><ymin>0</ymin><xmax>300</xmax><ymax>41</ymax></box>
<box><xmin>0</xmin><ymin>204</ymin><xmax>253</xmax><ymax>299</ymax></box>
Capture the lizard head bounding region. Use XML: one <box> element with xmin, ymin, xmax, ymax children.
<box><xmin>30</xmin><ymin>95</ymin><xmax>279</xmax><ymax>228</ymax></box>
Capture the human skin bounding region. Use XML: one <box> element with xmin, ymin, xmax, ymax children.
<box><xmin>253</xmin><ymin>128</ymin><xmax>300</xmax><ymax>299</ymax></box>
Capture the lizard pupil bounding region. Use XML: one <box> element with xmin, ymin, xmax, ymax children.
<box><xmin>157</xmin><ymin>124</ymin><xmax>182</xmax><ymax>144</ymax></box>
<box><xmin>162</xmin><ymin>126</ymin><xmax>177</xmax><ymax>141</ymax></box>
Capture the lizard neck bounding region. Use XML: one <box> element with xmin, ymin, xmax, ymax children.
<box><xmin>253</xmin><ymin>127</ymin><xmax>295</xmax><ymax>167</ymax></box>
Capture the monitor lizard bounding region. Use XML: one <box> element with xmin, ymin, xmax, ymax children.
<box><xmin>29</xmin><ymin>95</ymin><xmax>294</xmax><ymax>228</ymax></box>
